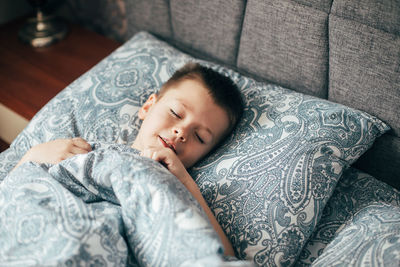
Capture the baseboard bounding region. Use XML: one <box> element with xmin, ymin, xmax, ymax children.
<box><xmin>0</xmin><ymin>103</ymin><xmax>29</xmax><ymax>144</ymax></box>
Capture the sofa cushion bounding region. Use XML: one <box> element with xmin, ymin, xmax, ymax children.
<box><xmin>331</xmin><ymin>0</ymin><xmax>400</xmax><ymax>35</ymax></box>
<box><xmin>169</xmin><ymin>0</ymin><xmax>245</xmax><ymax>65</ymax></box>
<box><xmin>327</xmin><ymin>11</ymin><xmax>400</xmax><ymax>189</ymax></box>
<box><xmin>237</xmin><ymin>0</ymin><xmax>331</xmax><ymax>98</ymax></box>
<box><xmin>125</xmin><ymin>0</ymin><xmax>172</xmax><ymax>40</ymax></box>
<box><xmin>354</xmin><ymin>134</ymin><xmax>400</xmax><ymax>190</ymax></box>
<box><xmin>328</xmin><ymin>15</ymin><xmax>400</xmax><ymax>136</ymax></box>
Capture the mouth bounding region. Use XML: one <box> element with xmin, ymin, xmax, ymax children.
<box><xmin>158</xmin><ymin>136</ymin><xmax>177</xmax><ymax>154</ymax></box>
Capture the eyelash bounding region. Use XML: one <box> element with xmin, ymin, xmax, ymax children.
<box><xmin>170</xmin><ymin>109</ymin><xmax>204</xmax><ymax>144</ymax></box>
<box><xmin>196</xmin><ymin>133</ymin><xmax>204</xmax><ymax>144</ymax></box>
<box><xmin>170</xmin><ymin>109</ymin><xmax>180</xmax><ymax>119</ymax></box>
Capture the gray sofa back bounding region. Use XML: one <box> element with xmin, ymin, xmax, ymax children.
<box><xmin>65</xmin><ymin>0</ymin><xmax>400</xmax><ymax>189</ymax></box>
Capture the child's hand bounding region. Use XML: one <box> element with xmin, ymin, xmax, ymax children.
<box><xmin>141</xmin><ymin>146</ymin><xmax>236</xmax><ymax>257</ymax></box>
<box><xmin>15</xmin><ymin>138</ymin><xmax>92</xmax><ymax>168</ymax></box>
<box><xmin>140</xmin><ymin>146</ymin><xmax>191</xmax><ymax>185</ymax></box>
<box><xmin>140</xmin><ymin>145</ymin><xmax>235</xmax><ymax>256</ymax></box>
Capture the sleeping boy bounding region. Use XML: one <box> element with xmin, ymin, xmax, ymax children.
<box><xmin>14</xmin><ymin>62</ymin><xmax>244</xmax><ymax>257</ymax></box>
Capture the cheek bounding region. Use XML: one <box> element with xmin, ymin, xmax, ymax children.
<box><xmin>145</xmin><ymin>110</ymin><xmax>170</xmax><ymax>129</ymax></box>
<box><xmin>185</xmin><ymin>143</ymin><xmax>210</xmax><ymax>162</ymax></box>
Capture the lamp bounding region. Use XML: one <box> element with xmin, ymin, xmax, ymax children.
<box><xmin>18</xmin><ymin>0</ymin><xmax>68</xmax><ymax>47</ymax></box>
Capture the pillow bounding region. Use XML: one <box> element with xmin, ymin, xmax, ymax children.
<box><xmin>311</xmin><ymin>203</ymin><xmax>400</xmax><ymax>266</ymax></box>
<box><xmin>5</xmin><ymin>32</ymin><xmax>390</xmax><ymax>266</ymax></box>
<box><xmin>189</xmin><ymin>79</ymin><xmax>389</xmax><ymax>266</ymax></box>
<box><xmin>297</xmin><ymin>167</ymin><xmax>400</xmax><ymax>266</ymax></box>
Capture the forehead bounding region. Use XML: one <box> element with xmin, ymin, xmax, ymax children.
<box><xmin>161</xmin><ymin>78</ymin><xmax>207</xmax><ymax>101</ymax></box>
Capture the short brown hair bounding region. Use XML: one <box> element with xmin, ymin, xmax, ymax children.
<box><xmin>158</xmin><ymin>62</ymin><xmax>244</xmax><ymax>136</ymax></box>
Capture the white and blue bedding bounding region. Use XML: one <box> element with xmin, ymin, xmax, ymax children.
<box><xmin>296</xmin><ymin>167</ymin><xmax>400</xmax><ymax>266</ymax></box>
<box><xmin>0</xmin><ymin>142</ymin><xmax>252</xmax><ymax>266</ymax></box>
<box><xmin>0</xmin><ymin>31</ymin><xmax>399</xmax><ymax>266</ymax></box>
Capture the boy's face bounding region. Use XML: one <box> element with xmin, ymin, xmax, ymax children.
<box><xmin>132</xmin><ymin>79</ymin><xmax>230</xmax><ymax>168</ymax></box>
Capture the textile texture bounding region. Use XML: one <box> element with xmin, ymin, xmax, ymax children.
<box><xmin>296</xmin><ymin>167</ymin><xmax>400</xmax><ymax>266</ymax></box>
<box><xmin>354</xmin><ymin>134</ymin><xmax>400</xmax><ymax>189</ymax></box>
<box><xmin>312</xmin><ymin>204</ymin><xmax>400</xmax><ymax>266</ymax></box>
<box><xmin>170</xmin><ymin>0</ymin><xmax>245</xmax><ymax>65</ymax></box>
<box><xmin>125</xmin><ymin>0</ymin><xmax>171</xmax><ymax>40</ymax></box>
<box><xmin>59</xmin><ymin>0</ymin><xmax>400</xmax><ymax>191</ymax></box>
<box><xmin>328</xmin><ymin>16</ymin><xmax>400</xmax><ymax>135</ymax></box>
<box><xmin>0</xmin><ymin>143</ymin><xmax>230</xmax><ymax>266</ymax></box>
<box><xmin>1</xmin><ymin>32</ymin><xmax>390</xmax><ymax>266</ymax></box>
<box><xmin>237</xmin><ymin>0</ymin><xmax>330</xmax><ymax>98</ymax></box>
<box><xmin>331</xmin><ymin>0</ymin><xmax>400</xmax><ymax>35</ymax></box>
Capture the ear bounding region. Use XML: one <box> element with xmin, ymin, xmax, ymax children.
<box><xmin>138</xmin><ymin>93</ymin><xmax>158</xmax><ymax>120</ymax></box>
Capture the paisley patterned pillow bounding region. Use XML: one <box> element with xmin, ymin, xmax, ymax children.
<box><xmin>4</xmin><ymin>32</ymin><xmax>390</xmax><ymax>266</ymax></box>
<box><xmin>190</xmin><ymin>81</ymin><xmax>389</xmax><ymax>266</ymax></box>
<box><xmin>296</xmin><ymin>167</ymin><xmax>400</xmax><ymax>266</ymax></box>
<box><xmin>311</xmin><ymin>203</ymin><xmax>400</xmax><ymax>266</ymax></box>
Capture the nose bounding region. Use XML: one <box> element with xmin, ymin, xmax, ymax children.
<box><xmin>174</xmin><ymin>128</ymin><xmax>186</xmax><ymax>143</ymax></box>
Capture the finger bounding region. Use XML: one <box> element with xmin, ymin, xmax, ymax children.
<box><xmin>70</xmin><ymin>146</ymin><xmax>91</xmax><ymax>155</ymax></box>
<box><xmin>150</xmin><ymin>150</ymin><xmax>171</xmax><ymax>167</ymax></box>
<box><xmin>72</xmin><ymin>137</ymin><xmax>92</xmax><ymax>151</ymax></box>
<box><xmin>72</xmin><ymin>137</ymin><xmax>91</xmax><ymax>150</ymax></box>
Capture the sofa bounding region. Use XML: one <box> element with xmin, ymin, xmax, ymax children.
<box><xmin>0</xmin><ymin>0</ymin><xmax>399</xmax><ymax>266</ymax></box>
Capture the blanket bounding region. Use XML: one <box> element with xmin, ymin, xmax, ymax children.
<box><xmin>0</xmin><ymin>143</ymin><xmax>251</xmax><ymax>266</ymax></box>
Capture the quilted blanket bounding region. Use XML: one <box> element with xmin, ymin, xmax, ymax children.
<box><xmin>0</xmin><ymin>142</ymin><xmax>251</xmax><ymax>266</ymax></box>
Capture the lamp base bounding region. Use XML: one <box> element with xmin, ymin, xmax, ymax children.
<box><xmin>19</xmin><ymin>12</ymin><xmax>68</xmax><ymax>47</ymax></box>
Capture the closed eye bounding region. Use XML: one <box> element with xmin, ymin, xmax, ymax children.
<box><xmin>195</xmin><ymin>133</ymin><xmax>204</xmax><ymax>144</ymax></box>
<box><xmin>170</xmin><ymin>109</ymin><xmax>181</xmax><ymax>119</ymax></box>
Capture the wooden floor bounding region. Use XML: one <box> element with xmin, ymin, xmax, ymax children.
<box><xmin>0</xmin><ymin>138</ymin><xmax>9</xmax><ymax>152</ymax></box>
<box><xmin>0</xmin><ymin>19</ymin><xmax>120</xmax><ymax>155</ymax></box>
<box><xmin>0</xmin><ymin>18</ymin><xmax>121</xmax><ymax>120</ymax></box>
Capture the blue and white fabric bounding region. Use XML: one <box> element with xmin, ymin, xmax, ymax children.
<box><xmin>0</xmin><ymin>32</ymin><xmax>394</xmax><ymax>266</ymax></box>
<box><xmin>312</xmin><ymin>203</ymin><xmax>400</xmax><ymax>266</ymax></box>
<box><xmin>0</xmin><ymin>142</ymin><xmax>253</xmax><ymax>266</ymax></box>
<box><xmin>296</xmin><ymin>167</ymin><xmax>400</xmax><ymax>266</ymax></box>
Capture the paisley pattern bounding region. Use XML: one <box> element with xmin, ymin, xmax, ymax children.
<box><xmin>189</xmin><ymin>80</ymin><xmax>388</xmax><ymax>266</ymax></box>
<box><xmin>0</xmin><ymin>147</ymin><xmax>20</xmax><ymax>179</ymax></box>
<box><xmin>312</xmin><ymin>203</ymin><xmax>400</xmax><ymax>266</ymax></box>
<box><xmin>0</xmin><ymin>32</ymin><xmax>392</xmax><ymax>266</ymax></box>
<box><xmin>0</xmin><ymin>142</ymin><xmax>252</xmax><ymax>266</ymax></box>
<box><xmin>296</xmin><ymin>167</ymin><xmax>400</xmax><ymax>266</ymax></box>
